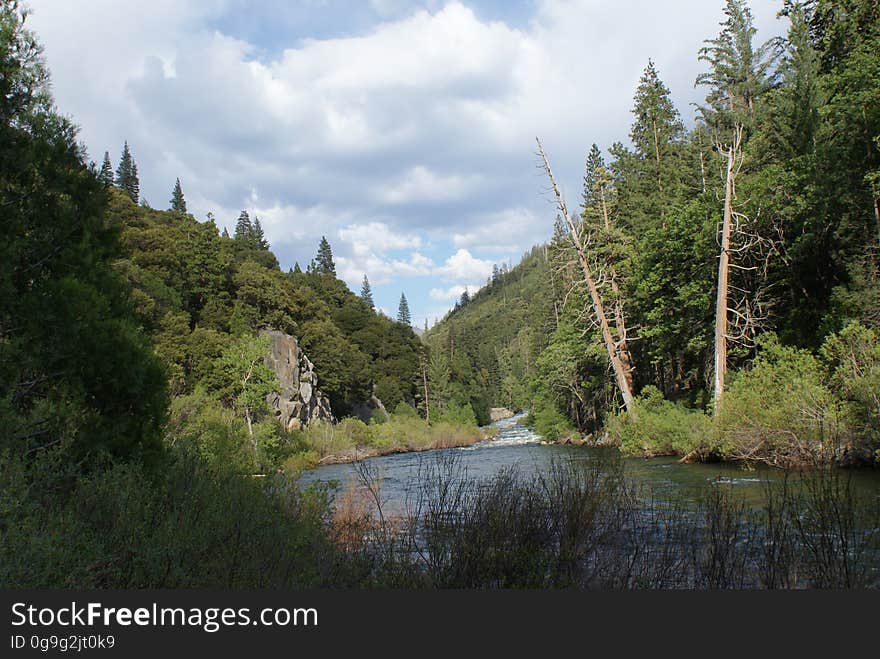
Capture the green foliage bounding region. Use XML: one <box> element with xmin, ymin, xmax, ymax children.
<box><xmin>299</xmin><ymin>318</ymin><xmax>372</xmax><ymax>417</ymax></box>
<box><xmin>607</xmin><ymin>386</ymin><xmax>712</xmax><ymax>457</ymax></box>
<box><xmin>696</xmin><ymin>0</ymin><xmax>780</xmax><ymax>134</ymax></box>
<box><xmin>165</xmin><ymin>388</ymin><xmax>254</xmax><ymax>473</ymax></box>
<box><xmin>425</xmin><ymin>245</ymin><xmax>555</xmax><ymax>425</ymax></box>
<box><xmin>526</xmin><ymin>394</ymin><xmax>575</xmax><ymax>443</ymax></box>
<box><xmin>115</xmin><ymin>141</ymin><xmax>139</xmax><ymax>203</ymax></box>
<box><xmin>427</xmin><ymin>0</ymin><xmax>880</xmax><ymax>466</ymax></box>
<box><xmin>392</xmin><ymin>401</ymin><xmax>418</xmax><ymax>418</ymax></box>
<box><xmin>215</xmin><ymin>334</ymin><xmax>279</xmax><ymax>438</ymax></box>
<box><xmin>98</xmin><ymin>151</ymin><xmax>113</xmax><ymax>186</ymax></box>
<box><xmin>439</xmin><ymin>401</ymin><xmax>478</xmax><ymax>427</ymax></box>
<box><xmin>0</xmin><ymin>447</ymin><xmax>333</xmax><ymax>588</ymax></box>
<box><xmin>360</xmin><ymin>274</ymin><xmax>374</xmax><ymax>308</ymax></box>
<box><xmin>314</xmin><ymin>236</ymin><xmax>336</xmax><ymax>275</ymax></box>
<box><xmin>397</xmin><ymin>292</ymin><xmax>412</xmax><ymax>326</ymax></box>
<box><xmin>169</xmin><ymin>177</ymin><xmax>186</xmax><ymax>213</ymax></box>
<box><xmin>297</xmin><ymin>409</ymin><xmax>482</xmax><ymax>457</ymax></box>
<box><xmin>0</xmin><ymin>6</ymin><xmax>166</xmax><ymax>463</ymax></box>
<box><xmin>714</xmin><ymin>336</ymin><xmax>840</xmax><ymax>466</ymax></box>
<box><xmin>821</xmin><ymin>322</ymin><xmax>880</xmax><ymax>458</ymax></box>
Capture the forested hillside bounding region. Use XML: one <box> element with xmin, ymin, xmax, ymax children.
<box><xmin>109</xmin><ymin>190</ymin><xmax>422</xmax><ymax>418</ymax></box>
<box><xmin>428</xmin><ymin>0</ymin><xmax>880</xmax><ymax>465</ymax></box>
<box><xmin>423</xmin><ymin>248</ymin><xmax>553</xmax><ymax>424</ymax></box>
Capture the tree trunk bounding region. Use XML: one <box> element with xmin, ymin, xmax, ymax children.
<box><xmin>422</xmin><ymin>360</ymin><xmax>430</xmax><ymax>421</ymax></box>
<box><xmin>713</xmin><ymin>128</ymin><xmax>741</xmax><ymax>408</ymax></box>
<box><xmin>245</xmin><ymin>407</ymin><xmax>255</xmax><ymax>453</ymax></box>
<box><xmin>537</xmin><ymin>138</ymin><xmax>636</xmax><ymax>413</ymax></box>
<box><xmin>873</xmin><ymin>194</ymin><xmax>880</xmax><ymax>246</ymax></box>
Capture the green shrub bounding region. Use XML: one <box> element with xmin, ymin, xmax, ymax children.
<box><xmin>607</xmin><ymin>386</ymin><xmax>711</xmax><ymax>457</ymax></box>
<box><xmin>370</xmin><ymin>407</ymin><xmax>390</xmax><ymax>424</ymax></box>
<box><xmin>283</xmin><ymin>450</ymin><xmax>320</xmax><ymax>476</ymax></box>
<box><xmin>527</xmin><ymin>397</ymin><xmax>575</xmax><ymax>442</ymax></box>
<box><xmin>368</xmin><ymin>413</ymin><xmax>426</xmax><ymax>449</ymax></box>
<box><xmin>301</xmin><ymin>421</ymin><xmax>356</xmax><ymax>457</ymax></box>
<box><xmin>392</xmin><ymin>401</ymin><xmax>418</xmax><ymax>417</ymax></box>
<box><xmin>821</xmin><ymin>322</ymin><xmax>880</xmax><ymax>462</ymax></box>
<box><xmin>165</xmin><ymin>388</ymin><xmax>255</xmax><ymax>473</ymax></box>
<box><xmin>0</xmin><ymin>448</ymin><xmax>334</xmax><ymax>588</ymax></box>
<box><xmin>714</xmin><ymin>336</ymin><xmax>841</xmax><ymax>466</ymax></box>
<box><xmin>439</xmin><ymin>401</ymin><xmax>478</xmax><ymax>427</ymax></box>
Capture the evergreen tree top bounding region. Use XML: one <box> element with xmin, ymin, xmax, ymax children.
<box><xmin>170</xmin><ymin>177</ymin><xmax>186</xmax><ymax>214</ymax></box>
<box><xmin>253</xmin><ymin>216</ymin><xmax>269</xmax><ymax>250</ymax></box>
<box><xmin>696</xmin><ymin>0</ymin><xmax>781</xmax><ymax>135</ymax></box>
<box><xmin>115</xmin><ymin>141</ymin><xmax>139</xmax><ymax>204</ymax></box>
<box><xmin>234</xmin><ymin>210</ymin><xmax>253</xmax><ymax>242</ymax></box>
<box><xmin>360</xmin><ymin>274</ymin><xmax>374</xmax><ymax>308</ymax></box>
<box><xmin>397</xmin><ymin>292</ymin><xmax>412</xmax><ymax>326</ymax></box>
<box><xmin>582</xmin><ymin>143</ymin><xmax>607</xmax><ymax>209</ymax></box>
<box><xmin>315</xmin><ymin>236</ymin><xmax>336</xmax><ymax>276</ymax></box>
<box><xmin>630</xmin><ymin>60</ymin><xmax>685</xmax><ymax>156</ymax></box>
<box><xmin>98</xmin><ymin>151</ymin><xmax>114</xmax><ymax>187</ymax></box>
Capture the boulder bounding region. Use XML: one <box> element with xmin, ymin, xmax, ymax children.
<box><xmin>350</xmin><ymin>394</ymin><xmax>389</xmax><ymax>424</ymax></box>
<box><xmin>261</xmin><ymin>329</ymin><xmax>334</xmax><ymax>431</ymax></box>
<box><xmin>489</xmin><ymin>407</ymin><xmax>515</xmax><ymax>422</ymax></box>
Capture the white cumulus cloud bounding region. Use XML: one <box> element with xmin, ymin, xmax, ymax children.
<box><xmin>429</xmin><ymin>283</ymin><xmax>479</xmax><ymax>301</ymax></box>
<box><xmin>435</xmin><ymin>248</ymin><xmax>494</xmax><ymax>283</ymax></box>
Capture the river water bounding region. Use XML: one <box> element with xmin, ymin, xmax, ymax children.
<box><xmin>296</xmin><ymin>412</ymin><xmax>880</xmax><ymax>513</ymax></box>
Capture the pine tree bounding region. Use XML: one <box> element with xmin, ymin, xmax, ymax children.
<box><xmin>581</xmin><ymin>143</ymin><xmax>617</xmax><ymax>226</ymax></box>
<box><xmin>170</xmin><ymin>177</ymin><xmax>186</xmax><ymax>213</ymax></box>
<box><xmin>632</xmin><ymin>61</ymin><xmax>685</xmax><ymax>159</ymax></box>
<box><xmin>397</xmin><ymin>292</ymin><xmax>412</xmax><ymax>326</ymax></box>
<box><xmin>221</xmin><ymin>227</ymin><xmax>230</xmax><ymax>239</ymax></box>
<box><xmin>115</xmin><ymin>141</ymin><xmax>139</xmax><ymax>203</ymax></box>
<box><xmin>360</xmin><ymin>274</ymin><xmax>374</xmax><ymax>308</ymax></box>
<box><xmin>315</xmin><ymin>236</ymin><xmax>336</xmax><ymax>275</ymax></box>
<box><xmin>696</xmin><ymin>0</ymin><xmax>780</xmax><ymax>136</ymax></box>
<box><xmin>293</xmin><ymin>262</ymin><xmax>302</xmax><ymax>274</ymax></box>
<box><xmin>760</xmin><ymin>2</ymin><xmax>822</xmax><ymax>160</ymax></box>
<box><xmin>630</xmin><ymin>60</ymin><xmax>686</xmax><ymax>204</ymax></box>
<box><xmin>252</xmin><ymin>216</ymin><xmax>268</xmax><ymax>249</ymax></box>
<box><xmin>234</xmin><ymin>211</ymin><xmax>253</xmax><ymax>242</ymax></box>
<box><xmin>98</xmin><ymin>151</ymin><xmax>114</xmax><ymax>187</ymax></box>
<box><xmin>582</xmin><ymin>144</ymin><xmax>604</xmax><ymax>209</ymax></box>
<box><xmin>459</xmin><ymin>289</ymin><xmax>471</xmax><ymax>306</ymax></box>
<box><xmin>129</xmin><ymin>161</ymin><xmax>139</xmax><ymax>204</ymax></box>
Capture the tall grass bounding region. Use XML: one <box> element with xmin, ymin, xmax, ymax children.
<box><xmin>292</xmin><ymin>414</ymin><xmax>485</xmax><ymax>464</ymax></box>
<box><xmin>328</xmin><ymin>454</ymin><xmax>880</xmax><ymax>589</ymax></box>
<box><xmin>3</xmin><ymin>447</ymin><xmax>877</xmax><ymax>589</ymax></box>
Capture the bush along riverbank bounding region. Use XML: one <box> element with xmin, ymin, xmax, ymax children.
<box><xmin>605</xmin><ymin>325</ymin><xmax>880</xmax><ymax>468</ymax></box>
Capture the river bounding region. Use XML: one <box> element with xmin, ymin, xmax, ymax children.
<box><xmin>296</xmin><ymin>412</ymin><xmax>880</xmax><ymax>514</ymax></box>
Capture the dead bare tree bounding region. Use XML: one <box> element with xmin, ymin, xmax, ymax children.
<box><xmin>537</xmin><ymin>138</ymin><xmax>636</xmax><ymax>413</ymax></box>
<box><xmin>713</xmin><ymin>125</ymin><xmax>742</xmax><ymax>408</ymax></box>
<box><xmin>713</xmin><ymin>124</ymin><xmax>779</xmax><ymax>408</ymax></box>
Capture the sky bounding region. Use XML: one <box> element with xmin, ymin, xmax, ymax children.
<box><xmin>27</xmin><ymin>0</ymin><xmax>787</xmax><ymax>329</ymax></box>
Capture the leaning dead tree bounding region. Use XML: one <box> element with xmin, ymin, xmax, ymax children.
<box><xmin>537</xmin><ymin>138</ymin><xmax>636</xmax><ymax>413</ymax></box>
